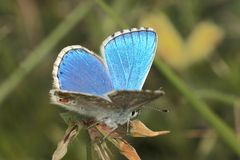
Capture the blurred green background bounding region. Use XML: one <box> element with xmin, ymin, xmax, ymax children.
<box><xmin>0</xmin><ymin>0</ymin><xmax>240</xmax><ymax>159</ymax></box>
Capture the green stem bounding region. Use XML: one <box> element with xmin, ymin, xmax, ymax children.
<box><xmin>95</xmin><ymin>0</ymin><xmax>128</xmax><ymax>29</ymax></box>
<box><xmin>154</xmin><ymin>58</ymin><xmax>240</xmax><ymax>156</ymax></box>
<box><xmin>0</xmin><ymin>1</ymin><xmax>93</xmax><ymax>106</ymax></box>
<box><xmin>195</xmin><ymin>89</ymin><xmax>240</xmax><ymax>106</ymax></box>
<box><xmin>86</xmin><ymin>132</ymin><xmax>93</xmax><ymax>160</ymax></box>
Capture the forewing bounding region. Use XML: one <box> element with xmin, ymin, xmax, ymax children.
<box><xmin>50</xmin><ymin>89</ymin><xmax>114</xmax><ymax>113</ymax></box>
<box><xmin>101</xmin><ymin>27</ymin><xmax>157</xmax><ymax>90</ymax></box>
<box><xmin>107</xmin><ymin>90</ymin><xmax>164</xmax><ymax>111</ymax></box>
<box><xmin>52</xmin><ymin>45</ymin><xmax>113</xmax><ymax>96</ymax></box>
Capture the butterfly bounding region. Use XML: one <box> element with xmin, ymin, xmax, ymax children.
<box><xmin>50</xmin><ymin>27</ymin><xmax>164</xmax><ymax>130</ymax></box>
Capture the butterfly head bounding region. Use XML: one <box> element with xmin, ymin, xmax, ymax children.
<box><xmin>102</xmin><ymin>108</ymin><xmax>140</xmax><ymax>129</ymax></box>
<box><xmin>130</xmin><ymin>110</ymin><xmax>139</xmax><ymax>119</ymax></box>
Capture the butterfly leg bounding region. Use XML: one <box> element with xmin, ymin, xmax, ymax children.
<box><xmin>126</xmin><ymin>119</ymin><xmax>130</xmax><ymax>135</ymax></box>
<box><xmin>104</xmin><ymin>126</ymin><xmax>118</xmax><ymax>139</ymax></box>
<box><xmin>98</xmin><ymin>126</ymin><xmax>118</xmax><ymax>144</ymax></box>
<box><xmin>87</xmin><ymin>121</ymin><xmax>100</xmax><ymax>129</ymax></box>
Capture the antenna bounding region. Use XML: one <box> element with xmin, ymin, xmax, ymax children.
<box><xmin>143</xmin><ymin>106</ymin><xmax>170</xmax><ymax>112</ymax></box>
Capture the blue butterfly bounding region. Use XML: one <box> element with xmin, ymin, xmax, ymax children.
<box><xmin>50</xmin><ymin>27</ymin><xmax>164</xmax><ymax>129</ymax></box>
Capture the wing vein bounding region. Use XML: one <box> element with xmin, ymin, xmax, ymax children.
<box><xmin>113</xmin><ymin>39</ymin><xmax>127</xmax><ymax>87</ymax></box>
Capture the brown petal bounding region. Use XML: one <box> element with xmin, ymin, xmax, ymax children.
<box><xmin>96</xmin><ymin>123</ymin><xmax>122</xmax><ymax>138</ymax></box>
<box><xmin>92</xmin><ymin>140</ymin><xmax>113</xmax><ymax>160</ymax></box>
<box><xmin>52</xmin><ymin>124</ymin><xmax>81</xmax><ymax>160</ymax></box>
<box><xmin>112</xmin><ymin>138</ymin><xmax>141</xmax><ymax>160</ymax></box>
<box><xmin>87</xmin><ymin>127</ymin><xmax>113</xmax><ymax>160</ymax></box>
<box><xmin>130</xmin><ymin>120</ymin><xmax>170</xmax><ymax>137</ymax></box>
<box><xmin>88</xmin><ymin>126</ymin><xmax>103</xmax><ymax>141</ymax></box>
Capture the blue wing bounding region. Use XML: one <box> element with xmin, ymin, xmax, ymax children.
<box><xmin>101</xmin><ymin>27</ymin><xmax>157</xmax><ymax>90</ymax></box>
<box><xmin>52</xmin><ymin>45</ymin><xmax>113</xmax><ymax>96</ymax></box>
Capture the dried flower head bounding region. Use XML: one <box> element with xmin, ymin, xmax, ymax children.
<box><xmin>52</xmin><ymin>112</ymin><xmax>169</xmax><ymax>160</ymax></box>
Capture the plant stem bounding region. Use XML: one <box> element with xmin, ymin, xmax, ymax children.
<box><xmin>195</xmin><ymin>89</ymin><xmax>240</xmax><ymax>106</ymax></box>
<box><xmin>154</xmin><ymin>58</ymin><xmax>240</xmax><ymax>156</ymax></box>
<box><xmin>0</xmin><ymin>1</ymin><xmax>93</xmax><ymax>106</ymax></box>
<box><xmin>95</xmin><ymin>0</ymin><xmax>128</xmax><ymax>29</ymax></box>
<box><xmin>86</xmin><ymin>133</ymin><xmax>93</xmax><ymax>160</ymax></box>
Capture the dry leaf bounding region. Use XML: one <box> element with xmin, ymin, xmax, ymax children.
<box><xmin>92</xmin><ymin>123</ymin><xmax>141</xmax><ymax>160</ymax></box>
<box><xmin>88</xmin><ymin>127</ymin><xmax>113</xmax><ymax>160</ymax></box>
<box><xmin>52</xmin><ymin>124</ymin><xmax>80</xmax><ymax>160</ymax></box>
<box><xmin>96</xmin><ymin>123</ymin><xmax>123</xmax><ymax>138</ymax></box>
<box><xmin>112</xmin><ymin>138</ymin><xmax>141</xmax><ymax>160</ymax></box>
<box><xmin>130</xmin><ymin>120</ymin><xmax>170</xmax><ymax>137</ymax></box>
<box><xmin>92</xmin><ymin>141</ymin><xmax>112</xmax><ymax>160</ymax></box>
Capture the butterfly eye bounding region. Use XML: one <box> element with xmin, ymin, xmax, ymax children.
<box><xmin>130</xmin><ymin>110</ymin><xmax>139</xmax><ymax>119</ymax></box>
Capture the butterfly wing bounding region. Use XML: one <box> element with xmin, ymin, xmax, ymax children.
<box><xmin>107</xmin><ymin>90</ymin><xmax>164</xmax><ymax>111</ymax></box>
<box><xmin>50</xmin><ymin>89</ymin><xmax>115</xmax><ymax>119</ymax></box>
<box><xmin>52</xmin><ymin>45</ymin><xmax>113</xmax><ymax>96</ymax></box>
<box><xmin>101</xmin><ymin>27</ymin><xmax>157</xmax><ymax>90</ymax></box>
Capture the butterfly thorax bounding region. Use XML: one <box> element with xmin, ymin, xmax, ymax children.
<box><xmin>101</xmin><ymin>107</ymin><xmax>135</xmax><ymax>128</ymax></box>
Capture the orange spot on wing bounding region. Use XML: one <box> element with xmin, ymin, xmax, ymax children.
<box><xmin>59</xmin><ymin>98</ymin><xmax>69</xmax><ymax>104</ymax></box>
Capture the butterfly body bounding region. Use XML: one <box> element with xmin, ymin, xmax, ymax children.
<box><xmin>50</xmin><ymin>89</ymin><xmax>163</xmax><ymax>128</ymax></box>
<box><xmin>50</xmin><ymin>27</ymin><xmax>163</xmax><ymax>128</ymax></box>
